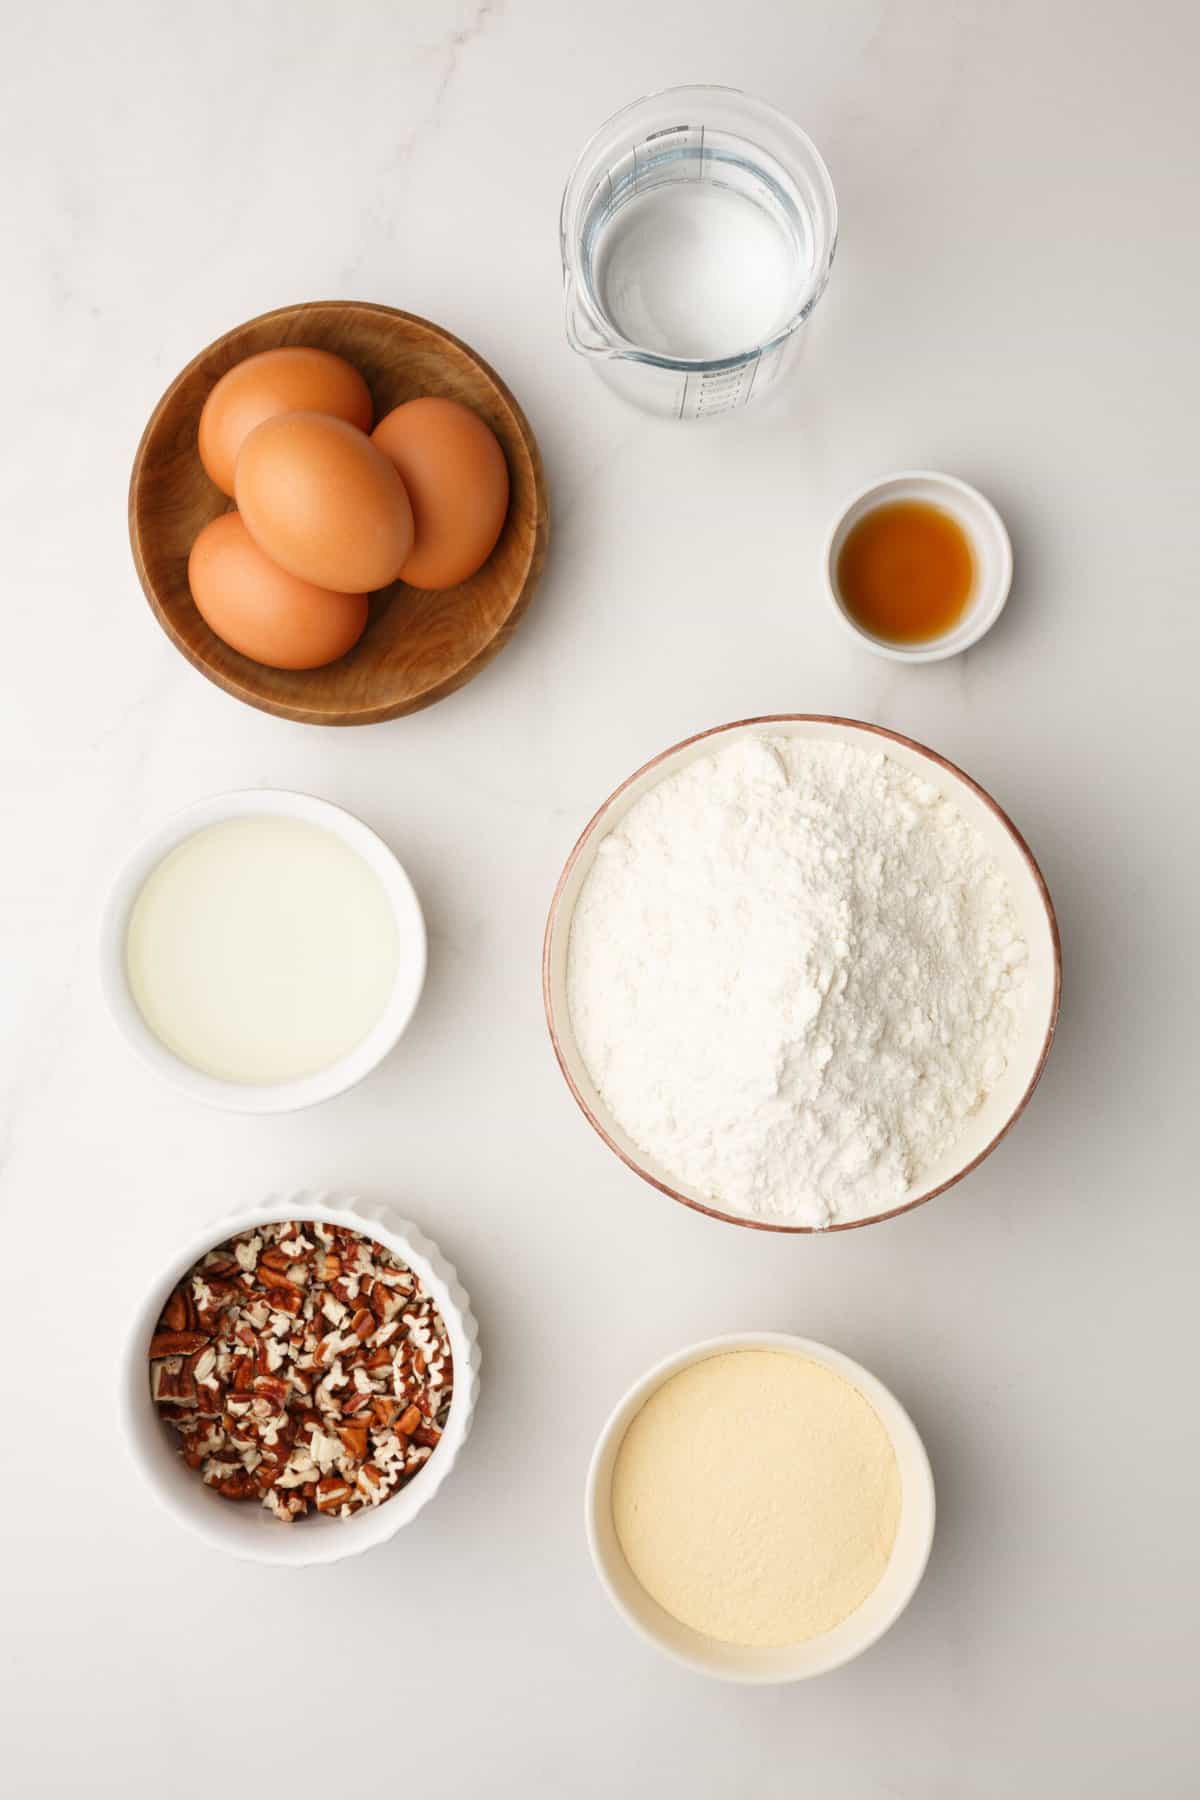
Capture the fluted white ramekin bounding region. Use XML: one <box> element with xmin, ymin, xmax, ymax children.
<box><xmin>121</xmin><ymin>1192</ymin><xmax>481</xmax><ymax>1566</ymax></box>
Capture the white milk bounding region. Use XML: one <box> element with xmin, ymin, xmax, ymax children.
<box><xmin>125</xmin><ymin>816</ymin><xmax>400</xmax><ymax>1084</ymax></box>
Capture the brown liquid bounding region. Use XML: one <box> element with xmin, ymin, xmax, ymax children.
<box><xmin>837</xmin><ymin>500</ymin><xmax>974</xmax><ymax>645</ymax></box>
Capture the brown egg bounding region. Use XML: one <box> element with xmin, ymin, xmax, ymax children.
<box><xmin>235</xmin><ymin>413</ymin><xmax>414</xmax><ymax>592</ymax></box>
<box><xmin>187</xmin><ymin>511</ymin><xmax>368</xmax><ymax>670</ymax></box>
<box><xmin>372</xmin><ymin>397</ymin><xmax>509</xmax><ymax>590</ymax></box>
<box><xmin>198</xmin><ymin>347</ymin><xmax>373</xmax><ymax>496</ymax></box>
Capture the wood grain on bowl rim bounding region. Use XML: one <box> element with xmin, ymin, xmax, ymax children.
<box><xmin>128</xmin><ymin>300</ymin><xmax>549</xmax><ymax>726</ymax></box>
<box><xmin>542</xmin><ymin>714</ymin><xmax>1063</xmax><ymax>1235</ymax></box>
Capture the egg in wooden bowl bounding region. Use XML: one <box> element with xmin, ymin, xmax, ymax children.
<box><xmin>129</xmin><ymin>301</ymin><xmax>548</xmax><ymax>725</ymax></box>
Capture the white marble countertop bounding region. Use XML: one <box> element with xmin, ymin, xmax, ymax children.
<box><xmin>3</xmin><ymin>1</ymin><xmax>1198</xmax><ymax>1793</ymax></box>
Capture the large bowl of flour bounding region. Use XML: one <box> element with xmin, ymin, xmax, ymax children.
<box><xmin>543</xmin><ymin>716</ymin><xmax>1060</xmax><ymax>1232</ymax></box>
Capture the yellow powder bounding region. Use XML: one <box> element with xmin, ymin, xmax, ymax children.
<box><xmin>611</xmin><ymin>1350</ymin><xmax>901</xmax><ymax>1649</ymax></box>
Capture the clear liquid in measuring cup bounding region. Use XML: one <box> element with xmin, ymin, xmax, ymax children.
<box><xmin>582</xmin><ymin>135</ymin><xmax>813</xmax><ymax>366</ymax></box>
<box><xmin>595</xmin><ymin>183</ymin><xmax>795</xmax><ymax>360</ymax></box>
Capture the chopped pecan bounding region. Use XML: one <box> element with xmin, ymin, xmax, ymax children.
<box><xmin>162</xmin><ymin>1288</ymin><xmax>189</xmax><ymax>1332</ymax></box>
<box><xmin>356</xmin><ymin>1463</ymin><xmax>385</xmax><ymax>1502</ymax></box>
<box><xmin>265</xmin><ymin>1489</ymin><xmax>307</xmax><ymax>1523</ymax></box>
<box><xmin>194</xmin><ymin>1377</ymin><xmax>224</xmax><ymax>1417</ymax></box>
<box><xmin>147</xmin><ymin>1330</ymin><xmax>209</xmax><ymax>1360</ymax></box>
<box><xmin>252</xmin><ymin>1374</ymin><xmax>289</xmax><ymax>1412</ymax></box>
<box><xmin>201</xmin><ymin>1459</ymin><xmax>259</xmax><ymax>1500</ymax></box>
<box><xmin>315</xmin><ymin>1476</ymin><xmax>353</xmax><ymax>1513</ymax></box>
<box><xmin>338</xmin><ymin>1422</ymin><xmax>369</xmax><ymax>1463</ymax></box>
<box><xmin>373</xmin><ymin>1264</ymin><xmax>413</xmax><ymax>1291</ymax></box>
<box><xmin>150</xmin><ymin>1219</ymin><xmax>453</xmax><ymax>1526</ymax></box>
<box><xmin>151</xmin><ymin>1357</ymin><xmax>195</xmax><ymax>1404</ymax></box>
<box><xmin>370</xmin><ymin>1397</ymin><xmax>401</xmax><ymax>1431</ymax></box>
<box><xmin>264</xmin><ymin>1283</ymin><xmax>303</xmax><ymax>1317</ymax></box>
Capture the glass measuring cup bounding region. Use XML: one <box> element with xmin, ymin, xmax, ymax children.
<box><xmin>560</xmin><ymin>86</ymin><xmax>837</xmax><ymax>420</ymax></box>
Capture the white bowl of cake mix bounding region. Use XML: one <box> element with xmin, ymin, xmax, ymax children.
<box><xmin>544</xmin><ymin>716</ymin><xmax>1060</xmax><ymax>1232</ymax></box>
<box><xmin>586</xmin><ymin>1333</ymin><xmax>935</xmax><ymax>1682</ymax></box>
<box><xmin>100</xmin><ymin>790</ymin><xmax>426</xmax><ymax>1112</ymax></box>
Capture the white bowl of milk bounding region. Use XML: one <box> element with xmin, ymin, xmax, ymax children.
<box><xmin>100</xmin><ymin>790</ymin><xmax>426</xmax><ymax>1112</ymax></box>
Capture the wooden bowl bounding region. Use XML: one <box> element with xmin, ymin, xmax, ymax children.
<box><xmin>129</xmin><ymin>301</ymin><xmax>548</xmax><ymax>725</ymax></box>
<box><xmin>544</xmin><ymin>715</ymin><xmax>1062</xmax><ymax>1234</ymax></box>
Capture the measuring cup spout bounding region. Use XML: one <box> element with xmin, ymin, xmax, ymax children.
<box><xmin>563</xmin><ymin>274</ymin><xmax>618</xmax><ymax>360</ymax></box>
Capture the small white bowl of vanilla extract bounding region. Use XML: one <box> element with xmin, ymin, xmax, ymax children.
<box><xmin>825</xmin><ymin>471</ymin><xmax>1012</xmax><ymax>663</ymax></box>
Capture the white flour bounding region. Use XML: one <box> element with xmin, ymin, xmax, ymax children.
<box><xmin>566</xmin><ymin>735</ymin><xmax>1027</xmax><ymax>1227</ymax></box>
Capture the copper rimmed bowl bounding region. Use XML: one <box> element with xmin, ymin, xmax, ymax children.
<box><xmin>543</xmin><ymin>716</ymin><xmax>1061</xmax><ymax>1234</ymax></box>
